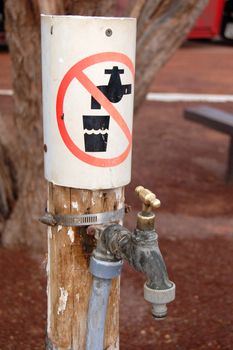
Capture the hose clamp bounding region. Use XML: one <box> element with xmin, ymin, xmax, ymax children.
<box><xmin>40</xmin><ymin>207</ymin><xmax>125</xmax><ymax>227</ymax></box>
<box><xmin>90</xmin><ymin>256</ymin><xmax>123</xmax><ymax>279</ymax></box>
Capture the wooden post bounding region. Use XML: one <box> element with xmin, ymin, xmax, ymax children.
<box><xmin>46</xmin><ymin>183</ymin><xmax>124</xmax><ymax>349</ymax></box>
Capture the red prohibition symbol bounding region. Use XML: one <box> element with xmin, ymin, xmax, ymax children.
<box><xmin>56</xmin><ymin>52</ymin><xmax>135</xmax><ymax>167</ymax></box>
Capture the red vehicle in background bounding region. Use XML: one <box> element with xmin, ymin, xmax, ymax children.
<box><xmin>188</xmin><ymin>0</ymin><xmax>233</xmax><ymax>41</ymax></box>
<box><xmin>0</xmin><ymin>0</ymin><xmax>5</xmax><ymax>47</ymax></box>
<box><xmin>0</xmin><ymin>0</ymin><xmax>233</xmax><ymax>45</ymax></box>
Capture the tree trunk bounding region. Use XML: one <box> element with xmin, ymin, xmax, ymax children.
<box><xmin>131</xmin><ymin>0</ymin><xmax>209</xmax><ymax>109</ymax></box>
<box><xmin>1</xmin><ymin>0</ymin><xmax>208</xmax><ymax>249</ymax></box>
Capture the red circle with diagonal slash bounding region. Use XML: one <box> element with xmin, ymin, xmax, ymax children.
<box><xmin>56</xmin><ymin>52</ymin><xmax>135</xmax><ymax>167</ymax></box>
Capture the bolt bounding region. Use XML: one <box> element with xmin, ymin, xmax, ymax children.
<box><xmin>105</xmin><ymin>28</ymin><xmax>112</xmax><ymax>37</ymax></box>
<box><xmin>86</xmin><ymin>226</ymin><xmax>96</xmax><ymax>236</ymax></box>
<box><xmin>44</xmin><ymin>144</ymin><xmax>47</xmax><ymax>152</ymax></box>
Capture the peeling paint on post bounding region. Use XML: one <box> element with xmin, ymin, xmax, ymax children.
<box><xmin>57</xmin><ymin>287</ymin><xmax>69</xmax><ymax>315</ymax></box>
<box><xmin>67</xmin><ymin>227</ymin><xmax>75</xmax><ymax>243</ymax></box>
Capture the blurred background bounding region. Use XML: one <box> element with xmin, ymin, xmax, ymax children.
<box><xmin>0</xmin><ymin>0</ymin><xmax>233</xmax><ymax>349</ymax></box>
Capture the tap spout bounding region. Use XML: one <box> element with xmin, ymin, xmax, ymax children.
<box><xmin>93</xmin><ymin>223</ymin><xmax>175</xmax><ymax>319</ymax></box>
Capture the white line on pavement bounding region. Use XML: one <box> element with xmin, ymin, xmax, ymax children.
<box><xmin>146</xmin><ymin>92</ymin><xmax>233</xmax><ymax>103</ymax></box>
<box><xmin>0</xmin><ymin>89</ymin><xmax>13</xmax><ymax>96</ymax></box>
<box><xmin>1</xmin><ymin>90</ymin><xmax>233</xmax><ymax>103</ymax></box>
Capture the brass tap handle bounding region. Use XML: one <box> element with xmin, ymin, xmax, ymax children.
<box><xmin>135</xmin><ymin>186</ymin><xmax>161</xmax><ymax>213</ymax></box>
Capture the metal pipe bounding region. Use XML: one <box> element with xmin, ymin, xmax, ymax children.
<box><xmin>86</xmin><ymin>277</ymin><xmax>111</xmax><ymax>350</ymax></box>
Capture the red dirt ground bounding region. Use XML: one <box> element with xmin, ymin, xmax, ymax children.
<box><xmin>1</xmin><ymin>41</ymin><xmax>233</xmax><ymax>349</ymax></box>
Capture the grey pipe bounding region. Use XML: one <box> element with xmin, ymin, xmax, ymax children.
<box><xmin>86</xmin><ymin>258</ymin><xmax>123</xmax><ymax>350</ymax></box>
<box><xmin>86</xmin><ymin>277</ymin><xmax>111</xmax><ymax>350</ymax></box>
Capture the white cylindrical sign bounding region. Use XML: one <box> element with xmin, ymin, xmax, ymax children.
<box><xmin>41</xmin><ymin>15</ymin><xmax>136</xmax><ymax>189</ymax></box>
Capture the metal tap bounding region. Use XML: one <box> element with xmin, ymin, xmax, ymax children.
<box><xmin>88</xmin><ymin>186</ymin><xmax>175</xmax><ymax>320</ymax></box>
<box><xmin>134</xmin><ymin>186</ymin><xmax>175</xmax><ymax>319</ymax></box>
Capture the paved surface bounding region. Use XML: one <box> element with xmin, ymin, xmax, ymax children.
<box><xmin>0</xmin><ymin>41</ymin><xmax>233</xmax><ymax>349</ymax></box>
<box><xmin>150</xmin><ymin>41</ymin><xmax>233</xmax><ymax>95</ymax></box>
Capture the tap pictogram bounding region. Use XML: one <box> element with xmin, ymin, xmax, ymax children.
<box><xmin>91</xmin><ymin>66</ymin><xmax>132</xmax><ymax>109</ymax></box>
<box><xmin>83</xmin><ymin>66</ymin><xmax>132</xmax><ymax>152</ymax></box>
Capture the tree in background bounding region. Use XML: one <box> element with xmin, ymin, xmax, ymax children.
<box><xmin>1</xmin><ymin>0</ymin><xmax>208</xmax><ymax>250</ymax></box>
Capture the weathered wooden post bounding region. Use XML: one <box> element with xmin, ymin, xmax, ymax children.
<box><xmin>41</xmin><ymin>15</ymin><xmax>136</xmax><ymax>349</ymax></box>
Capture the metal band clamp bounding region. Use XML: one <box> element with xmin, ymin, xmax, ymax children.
<box><xmin>39</xmin><ymin>207</ymin><xmax>125</xmax><ymax>227</ymax></box>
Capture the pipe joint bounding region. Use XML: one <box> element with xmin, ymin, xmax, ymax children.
<box><xmin>90</xmin><ymin>256</ymin><xmax>123</xmax><ymax>280</ymax></box>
